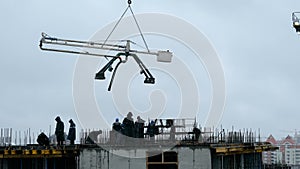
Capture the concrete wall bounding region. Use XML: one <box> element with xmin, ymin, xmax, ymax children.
<box><xmin>80</xmin><ymin>148</ymin><xmax>146</xmax><ymax>169</ymax></box>
<box><xmin>79</xmin><ymin>147</ymin><xmax>212</xmax><ymax>169</ymax></box>
<box><xmin>178</xmin><ymin>148</ymin><xmax>211</xmax><ymax>169</ymax></box>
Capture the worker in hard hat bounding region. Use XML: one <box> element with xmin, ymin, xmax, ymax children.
<box><xmin>67</xmin><ymin>119</ymin><xmax>76</xmax><ymax>145</ymax></box>
<box><xmin>112</xmin><ymin>118</ymin><xmax>122</xmax><ymax>144</ymax></box>
<box><xmin>55</xmin><ymin>116</ymin><xmax>65</xmax><ymax>146</ymax></box>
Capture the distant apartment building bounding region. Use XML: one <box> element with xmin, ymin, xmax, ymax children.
<box><xmin>264</xmin><ymin>133</ymin><xmax>300</xmax><ymax>167</ymax></box>
<box><xmin>263</xmin><ymin>135</ymin><xmax>282</xmax><ymax>164</ymax></box>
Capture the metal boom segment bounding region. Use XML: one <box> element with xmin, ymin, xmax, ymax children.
<box><xmin>39</xmin><ymin>33</ymin><xmax>172</xmax><ymax>91</ymax></box>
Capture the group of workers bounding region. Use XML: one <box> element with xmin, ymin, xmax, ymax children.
<box><xmin>51</xmin><ymin>113</ymin><xmax>200</xmax><ymax>146</ymax></box>
<box><xmin>113</xmin><ymin>112</ymin><xmax>147</xmax><ymax>138</ymax></box>
<box><xmin>112</xmin><ymin>112</ymin><xmax>202</xmax><ymax>143</ymax></box>
<box><xmin>54</xmin><ymin>116</ymin><xmax>76</xmax><ymax>145</ymax></box>
<box><xmin>112</xmin><ymin>112</ymin><xmax>160</xmax><ymax>141</ymax></box>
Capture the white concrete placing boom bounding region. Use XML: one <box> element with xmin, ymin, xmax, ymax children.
<box><xmin>39</xmin><ymin>32</ymin><xmax>173</xmax><ymax>91</ymax></box>
<box><xmin>39</xmin><ymin>0</ymin><xmax>173</xmax><ymax>91</ymax></box>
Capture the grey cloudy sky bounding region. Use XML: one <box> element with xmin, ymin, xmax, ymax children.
<box><xmin>1</xmin><ymin>0</ymin><xmax>300</xmax><ymax>142</ymax></box>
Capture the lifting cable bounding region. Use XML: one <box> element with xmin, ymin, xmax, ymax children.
<box><xmin>102</xmin><ymin>0</ymin><xmax>150</xmax><ymax>53</ymax></box>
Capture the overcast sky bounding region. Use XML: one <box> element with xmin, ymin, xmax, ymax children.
<box><xmin>1</xmin><ymin>0</ymin><xmax>300</xmax><ymax>142</ymax></box>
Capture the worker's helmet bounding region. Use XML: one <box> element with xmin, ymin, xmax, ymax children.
<box><xmin>55</xmin><ymin>116</ymin><xmax>61</xmax><ymax>121</ymax></box>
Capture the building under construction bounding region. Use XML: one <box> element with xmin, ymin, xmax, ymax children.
<box><xmin>0</xmin><ymin>118</ymin><xmax>277</xmax><ymax>169</ymax></box>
